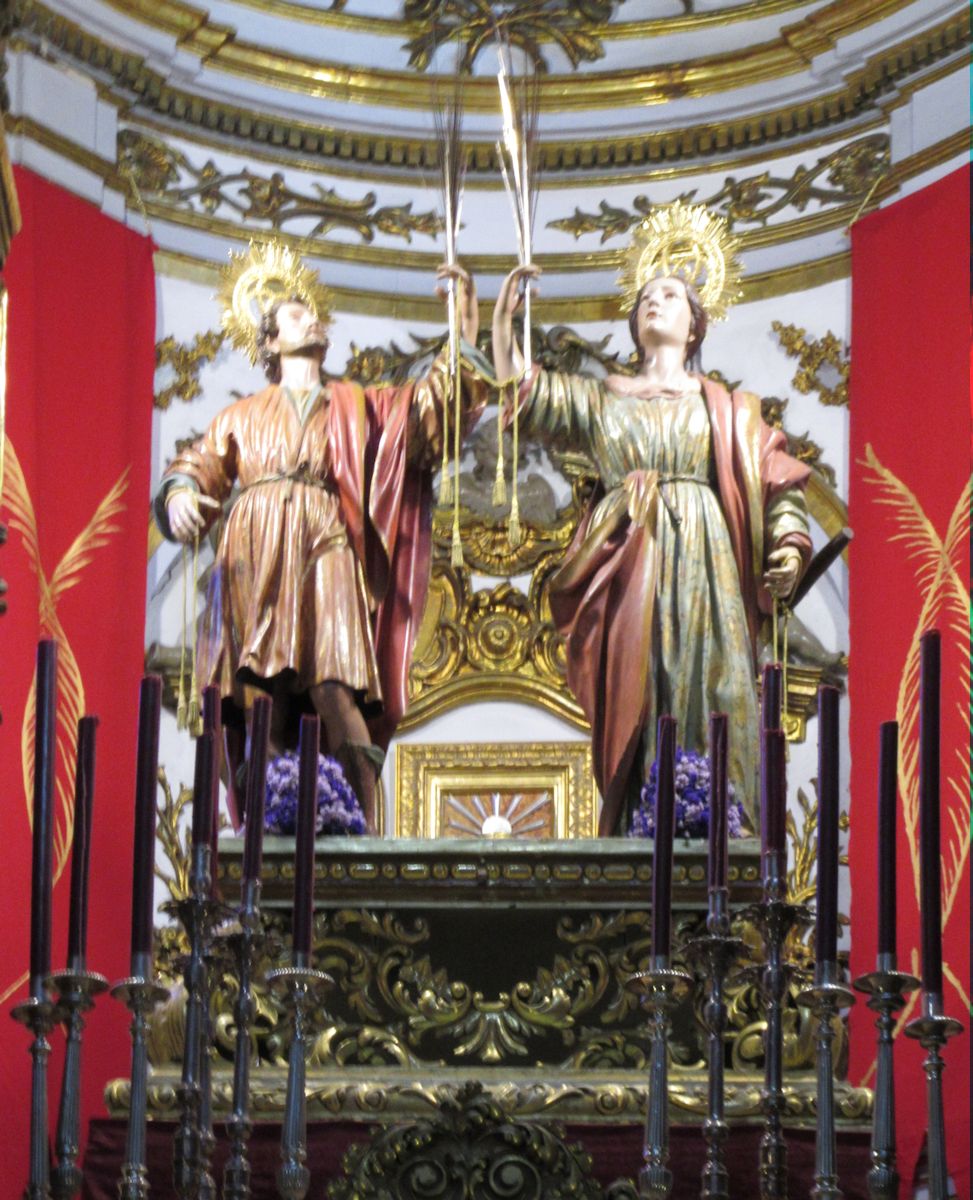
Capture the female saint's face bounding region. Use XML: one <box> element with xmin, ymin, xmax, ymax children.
<box><xmin>635</xmin><ymin>277</ymin><xmax>693</xmax><ymax>353</ymax></box>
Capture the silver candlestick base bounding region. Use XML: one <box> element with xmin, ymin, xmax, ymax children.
<box><xmin>684</xmin><ymin>889</ymin><xmax>749</xmax><ymax>1200</ymax></box>
<box><xmin>268</xmin><ymin>965</ymin><xmax>333</xmax><ymax>1200</ymax></box>
<box><xmin>111</xmin><ymin>970</ymin><xmax>169</xmax><ymax>1200</ymax></box>
<box><xmin>11</xmin><ymin>991</ymin><xmax>60</xmax><ymax>1200</ymax></box>
<box><xmin>852</xmin><ymin>960</ymin><xmax>919</xmax><ymax>1200</ymax></box>
<box><xmin>743</xmin><ymin>867</ymin><xmax>812</xmax><ymax>1200</ymax></box>
<box><xmin>905</xmin><ymin>992</ymin><xmax>964</xmax><ymax>1200</ymax></box>
<box><xmin>796</xmin><ymin>960</ymin><xmax>856</xmax><ymax>1200</ymax></box>
<box><xmin>625</xmin><ymin>961</ymin><xmax>692</xmax><ymax>1200</ymax></box>
<box><xmin>48</xmin><ymin>969</ymin><xmax>109</xmax><ymax>1200</ymax></box>
<box><xmin>223</xmin><ymin>879</ymin><xmax>267</xmax><ymax>1200</ymax></box>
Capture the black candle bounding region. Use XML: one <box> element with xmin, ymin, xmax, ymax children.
<box><xmin>66</xmin><ymin>715</ymin><xmax>98</xmax><ymax>971</ymax></box>
<box><xmin>201</xmin><ymin>685</ymin><xmax>221</xmax><ymax>888</ymax></box>
<box><xmin>877</xmin><ymin>721</ymin><xmax>898</xmax><ymax>960</ymax></box>
<box><xmin>651</xmin><ymin>716</ymin><xmax>676</xmax><ymax>960</ymax></box>
<box><xmin>29</xmin><ymin>640</ymin><xmax>57</xmax><ymax>998</ymax></box>
<box><xmin>130</xmin><ymin>675</ymin><xmax>163</xmax><ymax>970</ymax></box>
<box><xmin>760</xmin><ymin>728</ymin><xmax>787</xmax><ymax>873</ymax></box>
<box><xmin>816</xmin><ymin>686</ymin><xmax>840</xmax><ymax>964</ymax></box>
<box><xmin>241</xmin><ymin>695</ymin><xmax>271</xmax><ymax>887</ymax></box>
<box><xmin>708</xmin><ymin>714</ymin><xmax>728</xmax><ymax>891</ymax></box>
<box><xmin>762</xmin><ymin>663</ymin><xmax>783</xmax><ymax>732</ymax></box>
<box><xmin>189</xmin><ymin>730</ymin><xmax>215</xmax><ymax>852</ymax></box>
<box><xmin>918</xmin><ymin>630</ymin><xmax>943</xmax><ymax>996</ymax></box>
<box><xmin>292</xmin><ymin>715</ymin><xmax>319</xmax><ymax>964</ymax></box>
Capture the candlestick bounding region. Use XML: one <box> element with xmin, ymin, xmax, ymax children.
<box><xmin>30</xmin><ymin>639</ymin><xmax>57</xmax><ymax>999</ymax></box>
<box><xmin>242</xmin><ymin>695</ymin><xmax>271</xmax><ymax>886</ymax></box>
<box><xmin>190</xmin><ymin>732</ymin><xmax>215</xmax><ymax>853</ymax></box>
<box><xmin>816</xmin><ymin>686</ymin><xmax>840</xmax><ymax>965</ymax></box>
<box><xmin>760</xmin><ymin>729</ymin><xmax>787</xmax><ymax>886</ymax></box>
<box><xmin>130</xmin><ymin>675</ymin><xmax>162</xmax><ymax>973</ymax></box>
<box><xmin>708</xmin><ymin>714</ymin><xmax>728</xmax><ymax>891</ymax></box>
<box><xmin>650</xmin><ymin>716</ymin><xmax>676</xmax><ymax>962</ymax></box>
<box><xmin>761</xmin><ymin>663</ymin><xmax>782</xmax><ymax>732</ymax></box>
<box><xmin>917</xmin><ymin>630</ymin><xmax>942</xmax><ymax>996</ymax></box>
<box><xmin>202</xmin><ymin>685</ymin><xmax>221</xmax><ymax>894</ymax></box>
<box><xmin>66</xmin><ymin>716</ymin><xmax>98</xmax><ymax>972</ymax></box>
<box><xmin>292</xmin><ymin>716</ymin><xmax>319</xmax><ymax>965</ymax></box>
<box><xmin>877</xmin><ymin>722</ymin><xmax>898</xmax><ymax>961</ymax></box>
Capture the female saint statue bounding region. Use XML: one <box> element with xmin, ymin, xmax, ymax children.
<box><xmin>491</xmin><ymin>205</ymin><xmax>812</xmax><ymax>834</ymax></box>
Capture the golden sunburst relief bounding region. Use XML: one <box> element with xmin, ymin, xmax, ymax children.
<box><xmin>618</xmin><ymin>200</ymin><xmax>742</xmax><ymax>320</ymax></box>
<box><xmin>442</xmin><ymin>790</ymin><xmax>555</xmax><ymax>839</ymax></box>
<box><xmin>217</xmin><ymin>240</ymin><xmax>334</xmax><ymax>365</ymax></box>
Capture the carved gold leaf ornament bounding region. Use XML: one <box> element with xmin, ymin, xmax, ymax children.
<box><xmin>154</xmin><ymin>328</ymin><xmax>227</xmax><ymax>410</ymax></box>
<box><xmin>618</xmin><ymin>201</ymin><xmax>742</xmax><ymax>320</ymax></box>
<box><xmin>118</xmin><ymin>129</ymin><xmax>444</xmax><ymax>245</ymax></box>
<box><xmin>217</xmin><ymin>240</ymin><xmax>333</xmax><ymax>365</ymax></box>
<box><xmin>550</xmin><ymin>135</ymin><xmax>891</xmax><ymax>243</ymax></box>
<box><xmin>772</xmin><ymin>321</ymin><xmax>850</xmax><ymax>408</ymax></box>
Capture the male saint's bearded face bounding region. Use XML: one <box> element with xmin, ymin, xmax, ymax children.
<box><xmin>270</xmin><ymin>299</ymin><xmax>328</xmax><ymax>358</ymax></box>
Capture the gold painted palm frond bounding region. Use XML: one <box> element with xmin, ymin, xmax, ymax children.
<box><xmin>1</xmin><ymin>436</ymin><xmax>41</xmax><ymax>579</ymax></box>
<box><xmin>48</xmin><ymin>467</ymin><xmax>130</xmax><ymax>605</ymax></box>
<box><xmin>861</xmin><ymin>445</ymin><xmax>971</xmax><ymax>931</ymax></box>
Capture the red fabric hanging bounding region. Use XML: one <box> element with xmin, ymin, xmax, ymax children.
<box><xmin>0</xmin><ymin>168</ymin><xmax>155</xmax><ymax>1184</ymax></box>
<box><xmin>848</xmin><ymin>165</ymin><xmax>970</xmax><ymax>1197</ymax></box>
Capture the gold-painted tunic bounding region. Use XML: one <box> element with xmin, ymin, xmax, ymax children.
<box><xmin>521</xmin><ymin>369</ymin><xmax>810</xmax><ymax>825</ymax></box>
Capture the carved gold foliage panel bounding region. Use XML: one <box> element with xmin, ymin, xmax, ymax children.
<box><xmin>395</xmin><ymin>741</ymin><xmax>596</xmax><ymax>839</ymax></box>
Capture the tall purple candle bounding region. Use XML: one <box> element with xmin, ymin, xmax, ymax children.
<box><xmin>29</xmin><ymin>640</ymin><xmax>57</xmax><ymax>998</ymax></box>
<box><xmin>877</xmin><ymin>721</ymin><xmax>898</xmax><ymax>960</ymax></box>
<box><xmin>760</xmin><ymin>729</ymin><xmax>787</xmax><ymax>873</ymax></box>
<box><xmin>918</xmin><ymin>630</ymin><xmax>943</xmax><ymax>996</ymax></box>
<box><xmin>816</xmin><ymin>686</ymin><xmax>840</xmax><ymax>964</ymax></box>
<box><xmin>241</xmin><ymin>695</ymin><xmax>271</xmax><ymax>887</ymax></box>
<box><xmin>189</xmin><ymin>731</ymin><xmax>215</xmax><ymax>852</ymax></box>
<box><xmin>708</xmin><ymin>714</ymin><xmax>729</xmax><ymax>891</ymax></box>
<box><xmin>130</xmin><ymin>675</ymin><xmax>163</xmax><ymax>971</ymax></box>
<box><xmin>651</xmin><ymin>716</ymin><xmax>676</xmax><ymax>960</ymax></box>
<box><xmin>291</xmin><ymin>715</ymin><xmax>320</xmax><ymax>964</ymax></box>
<box><xmin>66</xmin><ymin>715</ymin><xmax>98</xmax><ymax>971</ymax></box>
<box><xmin>761</xmin><ymin>663</ymin><xmax>783</xmax><ymax>732</ymax></box>
<box><xmin>202</xmin><ymin>685</ymin><xmax>221</xmax><ymax>889</ymax></box>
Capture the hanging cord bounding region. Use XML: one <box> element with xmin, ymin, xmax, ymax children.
<box><xmin>492</xmin><ymin>381</ymin><xmax>507</xmax><ymax>507</ymax></box>
<box><xmin>176</xmin><ymin>542</ymin><xmax>189</xmax><ymax>730</ymax></box>
<box><xmin>772</xmin><ymin>594</ymin><xmax>780</xmax><ymax>666</ymax></box>
<box><xmin>438</xmin><ymin>341</ymin><xmax>453</xmax><ymax>506</ymax></box>
<box><xmin>781</xmin><ymin>605</ymin><xmax>791</xmax><ymax>733</ymax></box>
<box><xmin>508</xmin><ymin>372</ymin><xmax>522</xmax><ymax>547</ymax></box>
<box><xmin>450</xmin><ymin>299</ymin><xmax>464</xmax><ymax>568</ymax></box>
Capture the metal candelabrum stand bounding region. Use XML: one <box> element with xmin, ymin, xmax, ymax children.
<box><xmin>904</xmin><ymin>992</ymin><xmax>964</xmax><ymax>1200</ymax></box>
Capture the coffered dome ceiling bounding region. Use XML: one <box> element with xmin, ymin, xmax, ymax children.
<box><xmin>9</xmin><ymin>0</ymin><xmax>968</xmax><ymax>314</ymax></box>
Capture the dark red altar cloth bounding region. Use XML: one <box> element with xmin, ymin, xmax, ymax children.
<box><xmin>81</xmin><ymin>1116</ymin><xmax>871</xmax><ymax>1198</ymax></box>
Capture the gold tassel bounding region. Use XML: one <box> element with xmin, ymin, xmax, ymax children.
<box><xmin>492</xmin><ymin>382</ymin><xmax>507</xmax><ymax>508</ymax></box>
<box><xmin>187</xmin><ymin>533</ymin><xmax>202</xmax><ymax>736</ymax></box>
<box><xmin>176</xmin><ymin>543</ymin><xmax>189</xmax><ymax>730</ymax></box>
<box><xmin>450</xmin><ymin>517</ymin><xmax>464</xmax><ymax>568</ymax></box>
<box><xmin>781</xmin><ymin>607</ymin><xmax>790</xmax><ymax>730</ymax></box>
<box><xmin>507</xmin><ymin>376</ymin><xmax>522</xmax><ymax>548</ymax></box>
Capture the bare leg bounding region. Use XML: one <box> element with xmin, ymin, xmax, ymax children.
<box><xmin>309</xmin><ymin>681</ymin><xmax>378</xmax><ymax>831</ymax></box>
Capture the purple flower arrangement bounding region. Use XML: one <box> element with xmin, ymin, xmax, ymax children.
<box><xmin>264</xmin><ymin>750</ymin><xmax>367</xmax><ymax>837</ymax></box>
<box><xmin>629</xmin><ymin>747</ymin><xmax>745</xmax><ymax>840</ymax></box>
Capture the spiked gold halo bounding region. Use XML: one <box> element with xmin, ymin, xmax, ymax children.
<box><xmin>618</xmin><ymin>202</ymin><xmax>742</xmax><ymax>322</ymax></box>
<box><xmin>217</xmin><ymin>240</ymin><xmax>334</xmax><ymax>365</ymax></box>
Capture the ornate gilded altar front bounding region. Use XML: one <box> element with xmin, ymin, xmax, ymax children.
<box><xmin>121</xmin><ymin>837</ymin><xmax>869</xmax><ymax>1131</ymax></box>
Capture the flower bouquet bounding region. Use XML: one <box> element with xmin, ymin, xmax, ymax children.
<box><xmin>264</xmin><ymin>750</ymin><xmax>367</xmax><ymax>836</ymax></box>
<box><xmin>629</xmin><ymin>747</ymin><xmax>745</xmax><ymax>840</ymax></box>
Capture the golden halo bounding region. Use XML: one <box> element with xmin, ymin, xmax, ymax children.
<box><xmin>217</xmin><ymin>240</ymin><xmax>334</xmax><ymax>365</ymax></box>
<box><xmin>618</xmin><ymin>202</ymin><xmax>742</xmax><ymax>321</ymax></box>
